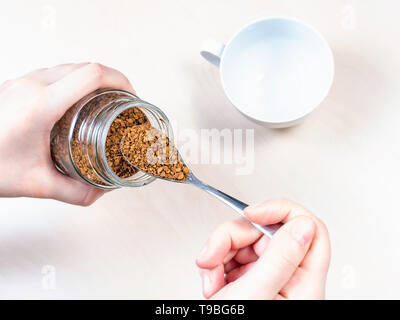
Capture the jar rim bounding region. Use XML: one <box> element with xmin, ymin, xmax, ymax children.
<box><xmin>89</xmin><ymin>90</ymin><xmax>173</xmax><ymax>188</ymax></box>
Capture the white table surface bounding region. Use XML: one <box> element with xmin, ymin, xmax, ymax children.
<box><xmin>0</xmin><ymin>0</ymin><xmax>399</xmax><ymax>299</ymax></box>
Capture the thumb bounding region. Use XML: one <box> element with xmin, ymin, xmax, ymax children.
<box><xmin>214</xmin><ymin>216</ymin><xmax>315</xmax><ymax>300</ymax></box>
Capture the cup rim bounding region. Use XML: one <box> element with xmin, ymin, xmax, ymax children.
<box><xmin>218</xmin><ymin>16</ymin><xmax>335</xmax><ymax>126</ymax></box>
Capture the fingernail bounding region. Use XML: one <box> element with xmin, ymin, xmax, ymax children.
<box><xmin>291</xmin><ymin>219</ymin><xmax>315</xmax><ymax>246</ymax></box>
<box><xmin>201</xmin><ymin>272</ymin><xmax>211</xmax><ymax>295</ymax></box>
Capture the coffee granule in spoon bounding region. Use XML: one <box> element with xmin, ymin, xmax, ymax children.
<box><xmin>121</xmin><ymin>124</ymin><xmax>189</xmax><ymax>181</ymax></box>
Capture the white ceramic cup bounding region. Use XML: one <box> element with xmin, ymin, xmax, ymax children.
<box><xmin>200</xmin><ymin>17</ymin><xmax>334</xmax><ymax>128</ymax></box>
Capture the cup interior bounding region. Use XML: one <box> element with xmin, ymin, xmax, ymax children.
<box><xmin>220</xmin><ymin>18</ymin><xmax>334</xmax><ymax>126</ymax></box>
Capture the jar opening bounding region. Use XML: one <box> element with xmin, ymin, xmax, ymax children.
<box><xmin>95</xmin><ymin>99</ymin><xmax>173</xmax><ymax>188</ymax></box>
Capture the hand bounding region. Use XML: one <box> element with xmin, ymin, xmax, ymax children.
<box><xmin>0</xmin><ymin>63</ymin><xmax>134</xmax><ymax>205</ymax></box>
<box><xmin>196</xmin><ymin>199</ymin><xmax>331</xmax><ymax>299</ymax></box>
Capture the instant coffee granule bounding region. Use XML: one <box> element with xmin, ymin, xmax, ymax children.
<box><xmin>105</xmin><ymin>107</ymin><xmax>148</xmax><ymax>178</ymax></box>
<box><xmin>121</xmin><ymin>124</ymin><xmax>189</xmax><ymax>181</ymax></box>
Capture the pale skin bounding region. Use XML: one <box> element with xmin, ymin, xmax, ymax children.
<box><xmin>0</xmin><ymin>63</ymin><xmax>135</xmax><ymax>205</ymax></box>
<box><xmin>0</xmin><ymin>64</ymin><xmax>330</xmax><ymax>299</ymax></box>
<box><xmin>197</xmin><ymin>199</ymin><xmax>331</xmax><ymax>299</ymax></box>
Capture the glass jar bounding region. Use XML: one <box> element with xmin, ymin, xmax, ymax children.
<box><xmin>50</xmin><ymin>89</ymin><xmax>172</xmax><ymax>189</ymax></box>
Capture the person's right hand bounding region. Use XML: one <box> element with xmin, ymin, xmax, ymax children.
<box><xmin>196</xmin><ymin>199</ymin><xmax>331</xmax><ymax>299</ymax></box>
<box><xmin>0</xmin><ymin>63</ymin><xmax>134</xmax><ymax>205</ymax></box>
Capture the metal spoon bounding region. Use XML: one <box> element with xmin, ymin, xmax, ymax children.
<box><xmin>179</xmin><ymin>171</ymin><xmax>281</xmax><ymax>238</ymax></box>
<box><xmin>120</xmin><ymin>135</ymin><xmax>281</xmax><ymax>238</ymax></box>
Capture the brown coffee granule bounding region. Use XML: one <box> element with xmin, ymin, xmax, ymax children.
<box><xmin>120</xmin><ymin>124</ymin><xmax>189</xmax><ymax>181</ymax></box>
<box><xmin>105</xmin><ymin>107</ymin><xmax>148</xmax><ymax>178</ymax></box>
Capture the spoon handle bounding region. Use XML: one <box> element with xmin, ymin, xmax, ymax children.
<box><xmin>189</xmin><ymin>176</ymin><xmax>281</xmax><ymax>238</ymax></box>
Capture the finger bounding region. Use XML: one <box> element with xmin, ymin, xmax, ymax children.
<box><xmin>44</xmin><ymin>168</ymin><xmax>105</xmax><ymax>206</ymax></box>
<box><xmin>226</xmin><ymin>262</ymin><xmax>256</xmax><ymax>283</ymax></box>
<box><xmin>199</xmin><ymin>244</ymin><xmax>237</xmax><ymax>269</ymax></box>
<box><xmin>224</xmin><ymin>259</ymin><xmax>240</xmax><ymax>274</ymax></box>
<box><xmin>223</xmin><ymin>249</ymin><xmax>238</xmax><ymax>264</ymax></box>
<box><xmin>45</xmin><ymin>63</ymin><xmax>135</xmax><ymax>122</ymax></box>
<box><xmin>253</xmin><ymin>235</ymin><xmax>270</xmax><ymax>256</ymax></box>
<box><xmin>244</xmin><ymin>198</ymin><xmax>312</xmax><ymax>225</ymax></box>
<box><xmin>200</xmin><ymin>265</ymin><xmax>225</xmax><ymax>299</ymax></box>
<box><xmin>196</xmin><ymin>218</ymin><xmax>262</xmax><ymax>269</ymax></box>
<box><xmin>234</xmin><ymin>246</ymin><xmax>258</xmax><ymax>265</ymax></box>
<box><xmin>214</xmin><ymin>216</ymin><xmax>315</xmax><ymax>299</ymax></box>
<box><xmin>279</xmin><ymin>265</ymin><xmax>325</xmax><ymax>299</ymax></box>
<box><xmin>26</xmin><ymin>63</ymin><xmax>90</xmax><ymax>84</ymax></box>
<box><xmin>244</xmin><ymin>199</ymin><xmax>330</xmax><ymax>273</ymax></box>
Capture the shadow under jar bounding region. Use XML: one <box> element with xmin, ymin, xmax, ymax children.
<box><xmin>50</xmin><ymin>89</ymin><xmax>172</xmax><ymax>189</ymax></box>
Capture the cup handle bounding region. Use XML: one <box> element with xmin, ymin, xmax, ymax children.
<box><xmin>200</xmin><ymin>38</ymin><xmax>225</xmax><ymax>67</ymax></box>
